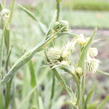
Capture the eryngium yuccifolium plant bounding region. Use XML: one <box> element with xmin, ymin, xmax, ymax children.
<box><xmin>46</xmin><ymin>31</ymin><xmax>101</xmax><ymax>108</ymax></box>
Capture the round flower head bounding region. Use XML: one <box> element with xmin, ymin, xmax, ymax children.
<box><xmin>47</xmin><ymin>47</ymin><xmax>62</xmax><ymax>64</ymax></box>
<box><xmin>0</xmin><ymin>8</ymin><xmax>10</xmax><ymax>21</ymax></box>
<box><xmin>85</xmin><ymin>58</ymin><xmax>100</xmax><ymax>73</ymax></box>
<box><xmin>53</xmin><ymin>20</ymin><xmax>69</xmax><ymax>33</ymax></box>
<box><xmin>88</xmin><ymin>47</ymin><xmax>98</xmax><ymax>57</ymax></box>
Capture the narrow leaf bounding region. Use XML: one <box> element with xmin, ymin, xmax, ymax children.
<box><xmin>28</xmin><ymin>60</ymin><xmax>37</xmax><ymax>88</ymax></box>
<box><xmin>78</xmin><ymin>29</ymin><xmax>97</xmax><ymax>68</ymax></box>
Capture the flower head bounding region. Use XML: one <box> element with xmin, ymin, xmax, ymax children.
<box><xmin>53</xmin><ymin>20</ymin><xmax>69</xmax><ymax>33</ymax></box>
<box><xmin>88</xmin><ymin>47</ymin><xmax>98</xmax><ymax>57</ymax></box>
<box><xmin>85</xmin><ymin>58</ymin><xmax>100</xmax><ymax>73</ymax></box>
<box><xmin>0</xmin><ymin>8</ymin><xmax>10</xmax><ymax>21</ymax></box>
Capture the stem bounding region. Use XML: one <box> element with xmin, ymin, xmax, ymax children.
<box><xmin>3</xmin><ymin>0</ymin><xmax>16</xmax><ymax>108</ymax></box>
<box><xmin>56</xmin><ymin>0</ymin><xmax>60</xmax><ymax>21</ymax></box>
<box><xmin>48</xmin><ymin>73</ymin><xmax>55</xmax><ymax>109</ymax></box>
<box><xmin>76</xmin><ymin>76</ymin><xmax>85</xmax><ymax>109</ymax></box>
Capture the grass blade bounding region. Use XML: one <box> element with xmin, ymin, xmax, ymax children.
<box><xmin>28</xmin><ymin>60</ymin><xmax>37</xmax><ymax>88</ymax></box>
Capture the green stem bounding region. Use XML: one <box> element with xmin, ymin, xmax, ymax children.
<box><xmin>76</xmin><ymin>76</ymin><xmax>85</xmax><ymax>109</ymax></box>
<box><xmin>48</xmin><ymin>73</ymin><xmax>55</xmax><ymax>109</ymax></box>
<box><xmin>56</xmin><ymin>0</ymin><xmax>60</xmax><ymax>21</ymax></box>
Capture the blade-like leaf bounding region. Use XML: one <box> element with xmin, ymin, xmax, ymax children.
<box><xmin>28</xmin><ymin>60</ymin><xmax>37</xmax><ymax>88</ymax></box>
<box><xmin>97</xmin><ymin>70</ymin><xmax>109</xmax><ymax>76</ymax></box>
<box><xmin>53</xmin><ymin>68</ymin><xmax>74</xmax><ymax>98</ymax></box>
<box><xmin>84</xmin><ymin>86</ymin><xmax>95</xmax><ymax>109</ymax></box>
<box><xmin>78</xmin><ymin>29</ymin><xmax>97</xmax><ymax>68</ymax></box>
<box><xmin>4</xmin><ymin>27</ymin><xmax>10</xmax><ymax>51</ymax></box>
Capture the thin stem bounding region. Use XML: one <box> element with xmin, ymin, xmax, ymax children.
<box><xmin>56</xmin><ymin>0</ymin><xmax>60</xmax><ymax>21</ymax></box>
<box><xmin>48</xmin><ymin>73</ymin><xmax>55</xmax><ymax>109</ymax></box>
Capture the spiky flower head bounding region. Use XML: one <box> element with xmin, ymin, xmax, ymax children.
<box><xmin>0</xmin><ymin>8</ymin><xmax>10</xmax><ymax>21</ymax></box>
<box><xmin>62</xmin><ymin>41</ymin><xmax>76</xmax><ymax>59</ymax></box>
<box><xmin>46</xmin><ymin>46</ymin><xmax>72</xmax><ymax>67</ymax></box>
<box><xmin>85</xmin><ymin>58</ymin><xmax>100</xmax><ymax>73</ymax></box>
<box><xmin>46</xmin><ymin>47</ymin><xmax>62</xmax><ymax>64</ymax></box>
<box><xmin>53</xmin><ymin>20</ymin><xmax>69</xmax><ymax>33</ymax></box>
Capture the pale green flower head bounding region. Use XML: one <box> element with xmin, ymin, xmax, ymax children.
<box><xmin>53</xmin><ymin>20</ymin><xmax>69</xmax><ymax>33</ymax></box>
<box><xmin>88</xmin><ymin>47</ymin><xmax>98</xmax><ymax>57</ymax></box>
<box><xmin>85</xmin><ymin>58</ymin><xmax>100</xmax><ymax>73</ymax></box>
<box><xmin>0</xmin><ymin>8</ymin><xmax>10</xmax><ymax>21</ymax></box>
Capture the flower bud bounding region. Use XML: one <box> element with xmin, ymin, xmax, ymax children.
<box><xmin>75</xmin><ymin>67</ymin><xmax>83</xmax><ymax>76</ymax></box>
<box><xmin>53</xmin><ymin>20</ymin><xmax>69</xmax><ymax>33</ymax></box>
<box><xmin>88</xmin><ymin>48</ymin><xmax>98</xmax><ymax>57</ymax></box>
<box><xmin>0</xmin><ymin>8</ymin><xmax>10</xmax><ymax>21</ymax></box>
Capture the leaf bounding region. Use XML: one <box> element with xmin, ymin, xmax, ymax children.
<box><xmin>0</xmin><ymin>3</ymin><xmax>3</xmax><ymax>11</ymax></box>
<box><xmin>78</xmin><ymin>29</ymin><xmax>97</xmax><ymax>68</ymax></box>
<box><xmin>84</xmin><ymin>86</ymin><xmax>95</xmax><ymax>109</ymax></box>
<box><xmin>4</xmin><ymin>27</ymin><xmax>10</xmax><ymax>51</ymax></box>
<box><xmin>57</xmin><ymin>0</ymin><xmax>62</xmax><ymax>3</ymax></box>
<box><xmin>18</xmin><ymin>4</ymin><xmax>47</xmax><ymax>34</ymax></box>
<box><xmin>88</xmin><ymin>102</ymin><xmax>98</xmax><ymax>109</ymax></box>
<box><xmin>97</xmin><ymin>95</ymin><xmax>109</xmax><ymax>109</ymax></box>
<box><xmin>97</xmin><ymin>70</ymin><xmax>109</xmax><ymax>76</ymax></box>
<box><xmin>53</xmin><ymin>68</ymin><xmax>74</xmax><ymax>98</ymax></box>
<box><xmin>28</xmin><ymin>60</ymin><xmax>37</xmax><ymax>88</ymax></box>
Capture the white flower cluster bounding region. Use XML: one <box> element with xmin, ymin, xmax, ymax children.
<box><xmin>46</xmin><ymin>33</ymin><xmax>100</xmax><ymax>74</ymax></box>
<box><xmin>46</xmin><ymin>41</ymin><xmax>76</xmax><ymax>67</ymax></box>
<box><xmin>85</xmin><ymin>47</ymin><xmax>100</xmax><ymax>73</ymax></box>
<box><xmin>0</xmin><ymin>8</ymin><xmax>10</xmax><ymax>21</ymax></box>
<box><xmin>75</xmin><ymin>34</ymin><xmax>100</xmax><ymax>73</ymax></box>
